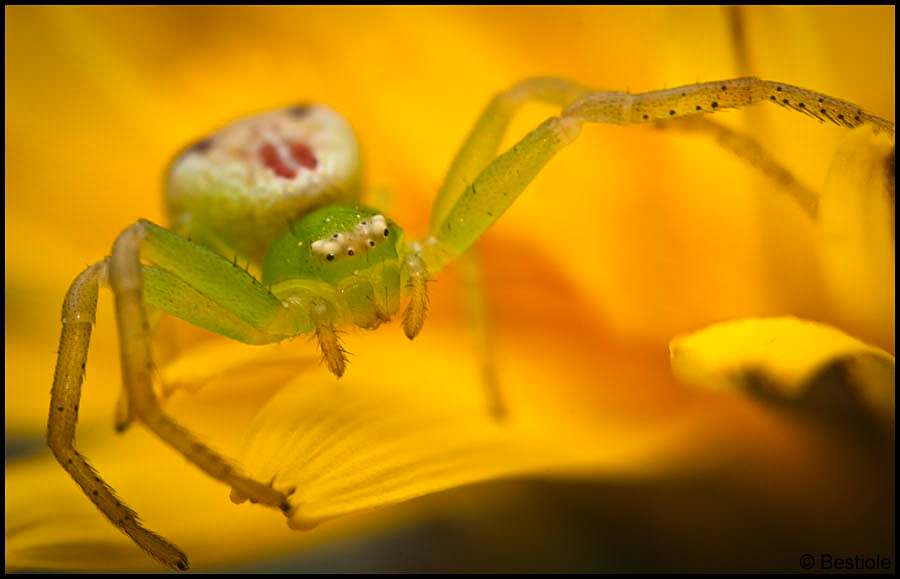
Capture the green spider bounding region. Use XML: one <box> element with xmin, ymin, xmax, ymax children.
<box><xmin>49</xmin><ymin>77</ymin><xmax>894</xmax><ymax>570</ymax></box>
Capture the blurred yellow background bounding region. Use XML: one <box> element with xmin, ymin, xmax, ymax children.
<box><xmin>5</xmin><ymin>6</ymin><xmax>894</xmax><ymax>572</ymax></box>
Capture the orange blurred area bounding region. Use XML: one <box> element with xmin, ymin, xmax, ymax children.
<box><xmin>5</xmin><ymin>5</ymin><xmax>894</xmax><ymax>572</ymax></box>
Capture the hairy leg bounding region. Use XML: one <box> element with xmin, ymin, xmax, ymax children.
<box><xmin>425</xmin><ymin>77</ymin><xmax>895</xmax><ymax>272</ymax></box>
<box><xmin>48</xmin><ymin>260</ymin><xmax>190</xmax><ymax>570</ymax></box>
<box><xmin>430</xmin><ymin>78</ymin><xmax>591</xmax><ymax>231</ymax></box>
<box><xmin>108</xmin><ymin>221</ymin><xmax>293</xmax><ymax>507</ymax></box>
<box><xmin>49</xmin><ymin>219</ymin><xmax>316</xmax><ymax>568</ymax></box>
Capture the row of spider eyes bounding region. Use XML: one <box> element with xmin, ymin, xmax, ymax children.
<box><xmin>310</xmin><ymin>216</ymin><xmax>391</xmax><ymax>262</ymax></box>
<box><xmin>323</xmin><ymin>228</ymin><xmax>391</xmax><ymax>261</ymax></box>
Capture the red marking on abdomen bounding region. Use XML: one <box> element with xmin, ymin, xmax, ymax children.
<box><xmin>259</xmin><ymin>143</ymin><xmax>296</xmax><ymax>178</ymax></box>
<box><xmin>259</xmin><ymin>140</ymin><xmax>318</xmax><ymax>178</ymax></box>
<box><xmin>289</xmin><ymin>142</ymin><xmax>318</xmax><ymax>170</ymax></box>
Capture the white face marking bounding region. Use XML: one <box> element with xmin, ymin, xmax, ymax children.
<box><xmin>311</xmin><ymin>215</ymin><xmax>389</xmax><ymax>262</ymax></box>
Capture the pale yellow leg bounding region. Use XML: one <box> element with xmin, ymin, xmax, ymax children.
<box><xmin>108</xmin><ymin>222</ymin><xmax>289</xmax><ymax>510</ymax></box>
<box><xmin>49</xmin><ymin>221</ymin><xmax>298</xmax><ymax>570</ymax></box>
<box><xmin>309</xmin><ymin>298</ymin><xmax>347</xmax><ymax>377</ymax></box>
<box><xmin>48</xmin><ymin>259</ymin><xmax>190</xmax><ymax>570</ymax></box>
<box><xmin>114</xmin><ymin>306</ymin><xmax>165</xmax><ymax>433</ymax></box>
<box><xmin>401</xmin><ymin>248</ymin><xmax>429</xmax><ymax>340</ymax></box>
<box><xmin>457</xmin><ymin>248</ymin><xmax>506</xmax><ymax>420</ymax></box>
<box><xmin>653</xmin><ymin>116</ymin><xmax>820</xmax><ymax>218</ymax></box>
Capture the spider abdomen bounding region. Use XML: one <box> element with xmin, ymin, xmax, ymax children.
<box><xmin>165</xmin><ymin>105</ymin><xmax>363</xmax><ymax>263</ymax></box>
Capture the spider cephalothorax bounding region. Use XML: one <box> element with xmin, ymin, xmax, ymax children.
<box><xmin>263</xmin><ymin>205</ymin><xmax>408</xmax><ymax>341</ymax></box>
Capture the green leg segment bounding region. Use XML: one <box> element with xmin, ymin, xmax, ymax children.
<box><xmin>138</xmin><ymin>220</ymin><xmax>297</xmax><ymax>343</ymax></box>
<box><xmin>423</xmin><ymin>115</ymin><xmax>581</xmax><ymax>272</ymax></box>
<box><xmin>109</xmin><ymin>219</ymin><xmax>293</xmax><ymax>542</ymax></box>
<box><xmin>50</xmin><ymin>220</ymin><xmax>306</xmax><ymax>570</ymax></box>
<box><xmin>425</xmin><ymin>77</ymin><xmax>895</xmax><ymax>273</ymax></box>
<box><xmin>429</xmin><ymin>78</ymin><xmax>590</xmax><ymax>232</ymax></box>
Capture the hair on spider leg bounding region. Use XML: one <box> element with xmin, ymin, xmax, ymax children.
<box><xmin>303</xmin><ymin>325</ymin><xmax>353</xmax><ymax>347</ymax></box>
<box><xmin>412</xmin><ymin>275</ymin><xmax>437</xmax><ymax>289</ymax></box>
<box><xmin>312</xmin><ymin>329</ymin><xmax>352</xmax><ymax>376</ymax></box>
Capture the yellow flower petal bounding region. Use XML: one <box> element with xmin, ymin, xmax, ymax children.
<box><xmin>5</xmin><ymin>422</ymin><xmax>409</xmax><ymax>572</ymax></box>
<box><xmin>7</xmin><ymin>5</ymin><xmax>896</xmax><ymax>572</ymax></box>
<box><xmin>820</xmin><ymin>131</ymin><xmax>895</xmax><ymax>353</ymax></box>
<box><xmin>669</xmin><ymin>317</ymin><xmax>895</xmax><ymax>436</ymax></box>
<box><xmin>6</xmin><ymin>322</ymin><xmax>706</xmax><ymax>572</ymax></box>
<box><xmin>235</xmin><ymin>354</ymin><xmax>626</xmax><ymax>529</ymax></box>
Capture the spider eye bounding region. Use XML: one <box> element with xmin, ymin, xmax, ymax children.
<box><xmin>326</xmin><ymin>253</ymin><xmax>335</xmax><ymax>261</ymax></box>
<box><xmin>347</xmin><ymin>249</ymin><xmax>355</xmax><ymax>256</ymax></box>
<box><xmin>383</xmin><ymin>228</ymin><xmax>390</xmax><ymax>237</ymax></box>
<box><xmin>368</xmin><ymin>240</ymin><xmax>375</xmax><ymax>247</ymax></box>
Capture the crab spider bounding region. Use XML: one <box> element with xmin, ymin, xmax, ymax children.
<box><xmin>49</xmin><ymin>77</ymin><xmax>894</xmax><ymax>570</ymax></box>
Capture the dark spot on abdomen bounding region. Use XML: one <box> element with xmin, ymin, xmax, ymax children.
<box><xmin>188</xmin><ymin>138</ymin><xmax>213</xmax><ymax>154</ymax></box>
<box><xmin>287</xmin><ymin>104</ymin><xmax>313</xmax><ymax>118</ymax></box>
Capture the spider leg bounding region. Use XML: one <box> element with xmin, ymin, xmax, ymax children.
<box><xmin>136</xmin><ymin>220</ymin><xmax>347</xmax><ymax>379</ymax></box>
<box><xmin>457</xmin><ymin>248</ymin><xmax>505</xmax><ymax>420</ymax></box>
<box><xmin>563</xmin><ymin>77</ymin><xmax>894</xmax><ymax>138</ymax></box>
<box><xmin>401</xmin><ymin>249</ymin><xmax>428</xmax><ymax>339</ymax></box>
<box><xmin>423</xmin><ymin>77</ymin><xmax>895</xmax><ymax>272</ymax></box>
<box><xmin>50</xmin><ymin>219</ymin><xmax>329</xmax><ymax>568</ymax></box>
<box><xmin>405</xmin><ymin>80</ymin><xmax>592</xmax><ymax>418</ymax></box>
<box><xmin>415</xmin><ymin>78</ymin><xmax>895</xmax><ymax>419</ymax></box>
<box><xmin>422</xmin><ymin>112</ymin><xmax>581</xmax><ymax>273</ymax></box>
<box><xmin>108</xmin><ymin>220</ymin><xmax>305</xmax><ymax>507</ymax></box>
<box><xmin>48</xmin><ymin>260</ymin><xmax>189</xmax><ymax>570</ymax></box>
<box><xmin>430</xmin><ymin>78</ymin><xmax>591</xmax><ymax>231</ymax></box>
<box><xmin>652</xmin><ymin>115</ymin><xmax>821</xmax><ymax>218</ymax></box>
<box><xmin>424</xmin><ymin>80</ymin><xmax>595</xmax><ymax>420</ymax></box>
<box><xmin>114</xmin><ymin>306</ymin><xmax>164</xmax><ymax>433</ymax></box>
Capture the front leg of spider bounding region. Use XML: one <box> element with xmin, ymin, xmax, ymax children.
<box><xmin>111</xmin><ymin>220</ymin><xmax>293</xmax><ymax>504</ymax></box>
<box><xmin>51</xmin><ymin>220</ymin><xmax>314</xmax><ymax>569</ymax></box>
<box><xmin>48</xmin><ymin>258</ymin><xmax>190</xmax><ymax>571</ymax></box>
<box><xmin>421</xmin><ymin>76</ymin><xmax>895</xmax><ymax>274</ymax></box>
<box><xmin>415</xmin><ymin>77</ymin><xmax>893</xmax><ymax>412</ymax></box>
